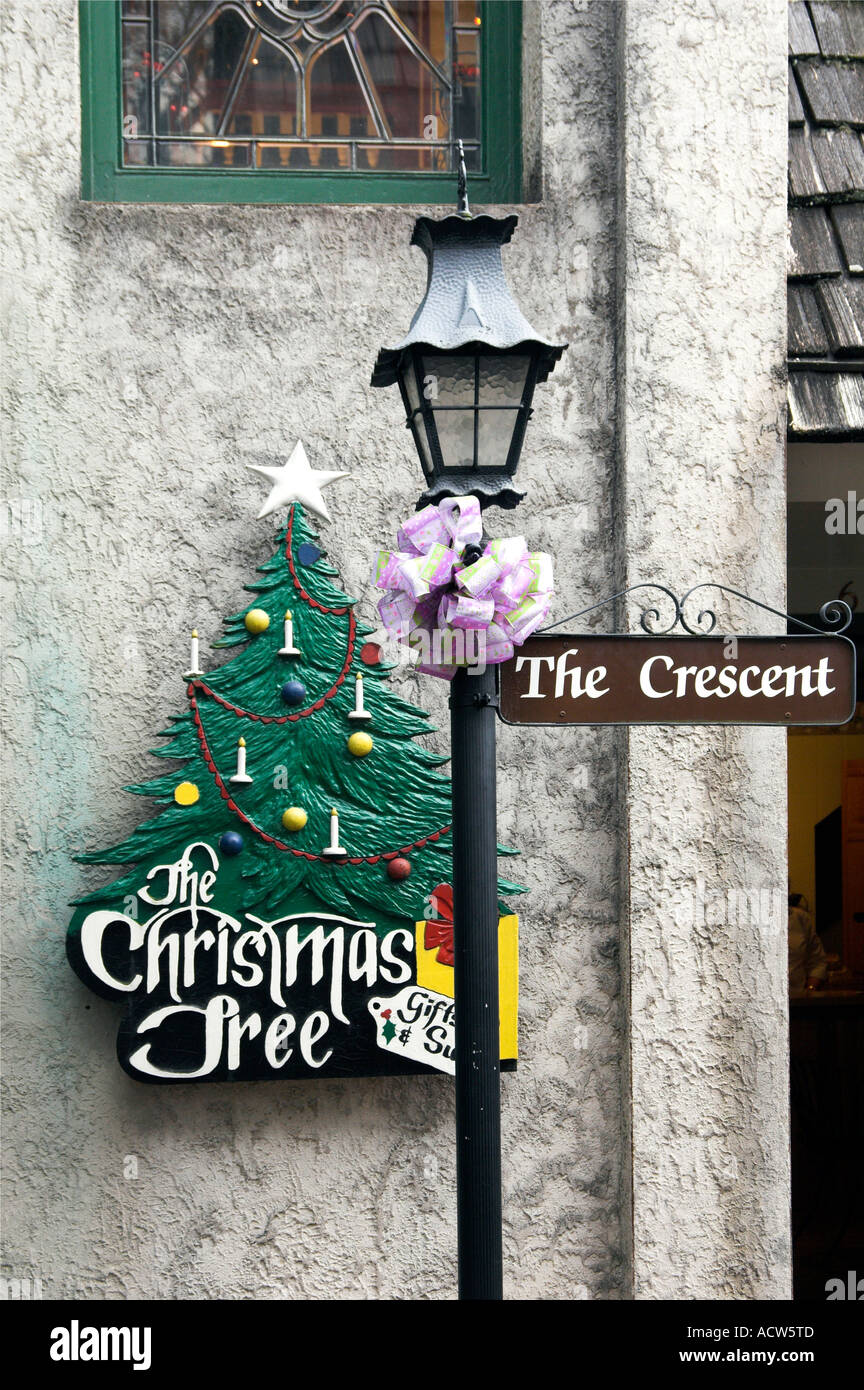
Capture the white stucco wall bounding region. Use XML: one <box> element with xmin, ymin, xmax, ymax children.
<box><xmin>617</xmin><ymin>0</ymin><xmax>790</xmax><ymax>1298</ymax></box>
<box><xmin>1</xmin><ymin>0</ymin><xmax>624</xmax><ymax>1299</ymax></box>
<box><xmin>1</xmin><ymin>0</ymin><xmax>789</xmax><ymax>1300</ymax></box>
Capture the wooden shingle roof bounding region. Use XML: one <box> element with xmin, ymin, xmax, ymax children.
<box><xmin>788</xmin><ymin>1</ymin><xmax>864</xmax><ymax>438</ymax></box>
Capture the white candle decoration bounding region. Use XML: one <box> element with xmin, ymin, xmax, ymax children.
<box><xmin>279</xmin><ymin>608</ymin><xmax>301</xmax><ymax>657</ymax></box>
<box><xmin>229</xmin><ymin>736</ymin><xmax>253</xmax><ymax>785</ymax></box>
<box><xmin>347</xmin><ymin>672</ymin><xmax>372</xmax><ymax>721</ymax></box>
<box><xmin>184</xmin><ymin>628</ymin><xmax>204</xmax><ymax>678</ymax></box>
<box><xmin>321</xmin><ymin>807</ymin><xmax>346</xmax><ymax>857</ymax></box>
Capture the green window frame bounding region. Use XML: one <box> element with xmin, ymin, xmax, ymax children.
<box><xmin>79</xmin><ymin>1</ymin><xmax>522</xmax><ymax>204</ymax></box>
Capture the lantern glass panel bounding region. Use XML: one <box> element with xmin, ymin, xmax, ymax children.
<box><xmin>477</xmin><ymin>408</ymin><xmax>521</xmax><ymax>467</ymax></box>
<box><xmin>403</xmin><ymin>357</ymin><xmax>420</xmax><ymax>413</ymax></box>
<box><xmin>401</xmin><ymin>357</ymin><xmax>434</xmax><ymax>478</ymax></box>
<box><xmin>400</xmin><ymin>349</ymin><xmax>540</xmax><ymax>478</ymax></box>
<box><xmin>478</xmin><ymin>354</ymin><xmax>531</xmax><ymax>406</ymax></box>
<box><xmin>421</xmin><ymin>353</ymin><xmax>475</xmax><ymax>471</ymax></box>
<box><xmin>433</xmin><ymin>402</ymin><xmax>477</xmax><ymax>470</ymax></box>
<box><xmin>422</xmin><ymin>354</ymin><xmax>476</xmax><ymax>409</ymax></box>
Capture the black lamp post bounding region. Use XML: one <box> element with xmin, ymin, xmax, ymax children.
<box><xmin>371</xmin><ymin>151</ymin><xmax>566</xmax><ymax>1299</ymax></box>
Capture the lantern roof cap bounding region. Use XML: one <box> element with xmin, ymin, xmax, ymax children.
<box><xmin>371</xmin><ymin>211</ymin><xmax>568</xmax><ymax>388</ymax></box>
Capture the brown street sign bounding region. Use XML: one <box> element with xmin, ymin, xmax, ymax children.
<box><xmin>498</xmin><ymin>634</ymin><xmax>857</xmax><ymax>726</ymax></box>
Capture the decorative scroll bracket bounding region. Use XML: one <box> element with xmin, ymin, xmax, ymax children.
<box><xmin>541</xmin><ymin>583</ymin><xmax>854</xmax><ymax>639</ymax></box>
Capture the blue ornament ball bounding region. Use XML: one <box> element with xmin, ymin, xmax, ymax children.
<box><xmin>297</xmin><ymin>543</ymin><xmax>322</xmax><ymax>567</ymax></box>
<box><xmin>219</xmin><ymin>831</ymin><xmax>244</xmax><ymax>857</ymax></box>
<box><xmin>281</xmin><ymin>679</ymin><xmax>307</xmax><ymax>706</ymax></box>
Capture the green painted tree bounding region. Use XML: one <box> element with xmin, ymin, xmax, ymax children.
<box><xmin>70</xmin><ymin>503</ymin><xmax>523</xmax><ymax>930</ymax></box>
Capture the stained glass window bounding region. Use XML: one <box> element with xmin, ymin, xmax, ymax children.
<box><xmin>119</xmin><ymin>0</ymin><xmax>483</xmax><ymax>174</ymax></box>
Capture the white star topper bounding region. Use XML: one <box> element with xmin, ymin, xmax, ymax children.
<box><xmin>247</xmin><ymin>441</ymin><xmax>349</xmax><ymax>524</ymax></box>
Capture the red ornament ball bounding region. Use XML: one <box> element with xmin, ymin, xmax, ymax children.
<box><xmin>387</xmin><ymin>857</ymin><xmax>411</xmax><ymax>881</ymax></box>
<box><xmin>360</xmin><ymin>642</ymin><xmax>382</xmax><ymax>666</ymax></box>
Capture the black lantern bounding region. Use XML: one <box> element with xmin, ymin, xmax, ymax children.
<box><xmin>371</xmin><ymin>178</ymin><xmax>567</xmax><ymax>510</ymax></box>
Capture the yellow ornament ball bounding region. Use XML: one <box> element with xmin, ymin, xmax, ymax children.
<box><xmin>281</xmin><ymin>806</ymin><xmax>308</xmax><ymax>832</ymax></box>
<box><xmin>347</xmin><ymin>731</ymin><xmax>373</xmax><ymax>758</ymax></box>
<box><xmin>174</xmin><ymin>781</ymin><xmax>200</xmax><ymax>806</ymax></box>
<box><xmin>244</xmin><ymin>608</ymin><xmax>270</xmax><ymax>634</ymax></box>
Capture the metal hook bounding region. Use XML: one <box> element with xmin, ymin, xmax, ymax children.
<box><xmin>456</xmin><ymin>139</ymin><xmax>470</xmax><ymax>216</ymax></box>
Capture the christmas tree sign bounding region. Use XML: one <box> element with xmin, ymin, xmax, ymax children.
<box><xmin>67</xmin><ymin>450</ymin><xmax>521</xmax><ymax>1083</ymax></box>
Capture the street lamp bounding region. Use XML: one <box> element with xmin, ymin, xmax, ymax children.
<box><xmin>371</xmin><ymin>156</ymin><xmax>566</xmax><ymax>509</ymax></box>
<box><xmin>370</xmin><ymin>151</ymin><xmax>567</xmax><ymax>1301</ymax></box>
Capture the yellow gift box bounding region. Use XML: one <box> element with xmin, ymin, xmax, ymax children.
<box><xmin>414</xmin><ymin>914</ymin><xmax>519</xmax><ymax>1064</ymax></box>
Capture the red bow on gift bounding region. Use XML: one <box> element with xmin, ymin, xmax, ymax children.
<box><xmin>424</xmin><ymin>883</ymin><xmax>454</xmax><ymax>967</ymax></box>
